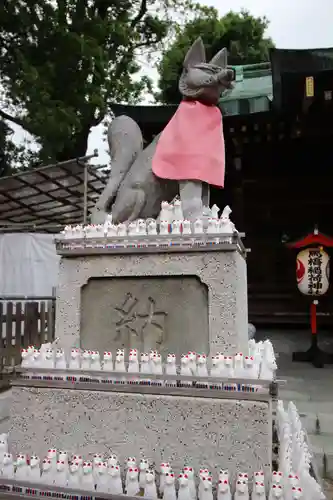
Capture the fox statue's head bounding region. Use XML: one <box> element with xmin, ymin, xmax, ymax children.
<box><xmin>179</xmin><ymin>37</ymin><xmax>234</xmax><ymax>105</ymax></box>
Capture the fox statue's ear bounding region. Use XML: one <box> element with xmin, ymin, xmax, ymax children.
<box><xmin>209</xmin><ymin>47</ymin><xmax>227</xmax><ymax>68</ymax></box>
<box><xmin>183</xmin><ymin>37</ymin><xmax>206</xmax><ymax>68</ymax></box>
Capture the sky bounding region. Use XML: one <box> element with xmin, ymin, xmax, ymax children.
<box><xmin>9</xmin><ymin>0</ymin><xmax>333</xmax><ymax>166</ymax></box>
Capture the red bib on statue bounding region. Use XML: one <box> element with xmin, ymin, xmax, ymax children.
<box><xmin>152</xmin><ymin>100</ymin><xmax>225</xmax><ymax>188</ymax></box>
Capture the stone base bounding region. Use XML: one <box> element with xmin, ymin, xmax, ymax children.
<box><xmin>55</xmin><ymin>246</ymin><xmax>248</xmax><ymax>355</ymax></box>
<box><xmin>9</xmin><ymin>386</ymin><xmax>272</xmax><ymax>480</ymax></box>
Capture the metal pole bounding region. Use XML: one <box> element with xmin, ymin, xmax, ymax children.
<box><xmin>83</xmin><ymin>164</ymin><xmax>88</xmax><ymax>224</ymax></box>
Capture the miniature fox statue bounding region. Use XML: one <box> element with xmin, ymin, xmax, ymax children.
<box><xmin>91</xmin><ymin>37</ymin><xmax>234</xmax><ymax>225</ymax></box>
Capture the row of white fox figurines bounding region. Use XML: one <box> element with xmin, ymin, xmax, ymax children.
<box><xmin>0</xmin><ymin>439</ymin><xmax>302</xmax><ymax>500</ymax></box>
<box><xmin>20</xmin><ymin>340</ymin><xmax>277</xmax><ymax>381</ymax></box>
<box><xmin>60</xmin><ymin>203</ymin><xmax>237</xmax><ymax>240</ymax></box>
<box><xmin>275</xmin><ymin>400</ymin><xmax>325</xmax><ymax>500</ymax></box>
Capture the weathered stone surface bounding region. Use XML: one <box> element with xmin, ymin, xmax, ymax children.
<box><xmin>9</xmin><ymin>387</ymin><xmax>271</xmax><ymax>480</ymax></box>
<box><xmin>55</xmin><ymin>249</ymin><xmax>248</xmax><ymax>355</ymax></box>
<box><xmin>81</xmin><ymin>276</ymin><xmax>209</xmax><ymax>356</ymax></box>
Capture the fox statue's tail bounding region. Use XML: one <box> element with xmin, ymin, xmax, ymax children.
<box><xmin>91</xmin><ymin>115</ymin><xmax>143</xmax><ymax>224</ymax></box>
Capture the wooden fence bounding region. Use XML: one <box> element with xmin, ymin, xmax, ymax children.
<box><xmin>0</xmin><ymin>298</ymin><xmax>56</xmax><ymax>372</ymax></box>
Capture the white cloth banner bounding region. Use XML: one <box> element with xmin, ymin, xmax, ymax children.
<box><xmin>0</xmin><ymin>233</ymin><xmax>59</xmax><ymax>297</ymax></box>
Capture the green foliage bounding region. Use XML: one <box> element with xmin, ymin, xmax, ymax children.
<box><xmin>157</xmin><ymin>9</ymin><xmax>275</xmax><ymax>104</ymax></box>
<box><xmin>0</xmin><ymin>120</ymin><xmax>39</xmax><ymax>176</ymax></box>
<box><xmin>0</xmin><ymin>0</ymin><xmax>193</xmax><ymax>167</ymax></box>
<box><xmin>0</xmin><ymin>120</ymin><xmax>14</xmax><ymax>176</ymax></box>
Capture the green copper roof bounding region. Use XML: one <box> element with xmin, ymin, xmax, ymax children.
<box><xmin>219</xmin><ymin>62</ymin><xmax>272</xmax><ymax>116</ymax></box>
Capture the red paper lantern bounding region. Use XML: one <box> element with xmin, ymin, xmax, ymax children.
<box><xmin>296</xmin><ymin>247</ymin><xmax>330</xmax><ymax>296</ymax></box>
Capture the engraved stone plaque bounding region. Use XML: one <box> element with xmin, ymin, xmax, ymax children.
<box><xmin>56</xmin><ymin>250</ymin><xmax>248</xmax><ymax>354</ymax></box>
<box><xmin>80</xmin><ymin>276</ymin><xmax>209</xmax><ymax>355</ymax></box>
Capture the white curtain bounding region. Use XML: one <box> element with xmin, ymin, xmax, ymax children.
<box><xmin>0</xmin><ymin>233</ymin><xmax>59</xmax><ymax>297</ymax></box>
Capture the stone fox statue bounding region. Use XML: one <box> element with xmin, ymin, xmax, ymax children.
<box><xmin>91</xmin><ymin>37</ymin><xmax>234</xmax><ymax>224</ymax></box>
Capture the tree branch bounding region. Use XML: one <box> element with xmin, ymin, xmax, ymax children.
<box><xmin>130</xmin><ymin>0</ymin><xmax>147</xmax><ymax>28</ymax></box>
<box><xmin>88</xmin><ymin>0</ymin><xmax>147</xmax><ymax>126</ymax></box>
<box><xmin>134</xmin><ymin>40</ymin><xmax>159</xmax><ymax>49</ymax></box>
<box><xmin>56</xmin><ymin>0</ymin><xmax>68</xmax><ymax>25</ymax></box>
<box><xmin>74</xmin><ymin>0</ymin><xmax>88</xmax><ymax>23</ymax></box>
<box><xmin>94</xmin><ymin>0</ymin><xmax>113</xmax><ymax>20</ymax></box>
<box><xmin>0</xmin><ymin>108</ymin><xmax>28</xmax><ymax>131</ymax></box>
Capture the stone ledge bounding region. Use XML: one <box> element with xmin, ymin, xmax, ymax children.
<box><xmin>55</xmin><ymin>233</ymin><xmax>246</xmax><ymax>258</ymax></box>
<box><xmin>11</xmin><ymin>377</ymin><xmax>273</xmax><ymax>402</ymax></box>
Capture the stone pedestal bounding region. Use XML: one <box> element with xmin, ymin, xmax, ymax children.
<box><xmin>9</xmin><ymin>384</ymin><xmax>271</xmax><ymax>480</ymax></box>
<box><xmin>55</xmin><ymin>241</ymin><xmax>248</xmax><ymax>355</ymax></box>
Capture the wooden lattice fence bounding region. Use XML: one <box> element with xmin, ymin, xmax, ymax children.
<box><xmin>0</xmin><ymin>298</ymin><xmax>56</xmax><ymax>374</ymax></box>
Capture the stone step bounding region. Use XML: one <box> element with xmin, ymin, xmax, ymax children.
<box><xmin>299</xmin><ymin>413</ymin><xmax>333</xmax><ymax>436</ymax></box>
<box><xmin>0</xmin><ymin>389</ymin><xmax>10</xmax><ymax>421</ymax></box>
<box><xmin>0</xmin><ymin>390</ymin><xmax>10</xmax><ymax>436</ymax></box>
<box><xmin>307</xmin><ymin>435</ymin><xmax>333</xmax><ymax>479</ymax></box>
